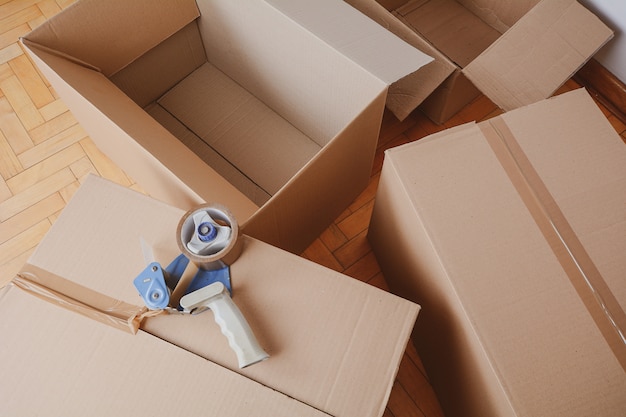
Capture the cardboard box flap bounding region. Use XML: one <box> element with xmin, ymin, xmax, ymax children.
<box><xmin>344</xmin><ymin>0</ymin><xmax>457</xmax><ymax>120</ymax></box>
<box><xmin>26</xmin><ymin>175</ymin><xmax>420</xmax><ymax>417</ymax></box>
<box><xmin>0</xmin><ymin>286</ymin><xmax>330</xmax><ymax>417</ymax></box>
<box><xmin>382</xmin><ymin>89</ymin><xmax>626</xmax><ymax>416</ymax></box>
<box><xmin>23</xmin><ymin>0</ymin><xmax>200</xmax><ymax>76</ymax></box>
<box><xmin>264</xmin><ymin>0</ymin><xmax>433</xmax><ymax>84</ymax></box>
<box><xmin>463</xmin><ymin>0</ymin><xmax>613</xmax><ymax>111</ymax></box>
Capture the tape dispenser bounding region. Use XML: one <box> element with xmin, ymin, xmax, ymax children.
<box><xmin>133</xmin><ymin>204</ymin><xmax>269</xmax><ymax>368</ymax></box>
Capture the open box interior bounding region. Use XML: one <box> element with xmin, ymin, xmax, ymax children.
<box><xmin>109</xmin><ymin>13</ymin><xmax>384</xmax><ymax>207</ymax></box>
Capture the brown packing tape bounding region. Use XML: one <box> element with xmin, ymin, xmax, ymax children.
<box><xmin>480</xmin><ymin>119</ymin><xmax>626</xmax><ymax>371</ymax></box>
<box><xmin>14</xmin><ymin>264</ymin><xmax>163</xmax><ymax>334</ymax></box>
<box><xmin>176</xmin><ymin>203</ymin><xmax>243</xmax><ymax>270</ymax></box>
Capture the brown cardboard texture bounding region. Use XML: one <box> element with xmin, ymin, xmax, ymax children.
<box><xmin>0</xmin><ymin>285</ymin><xmax>330</xmax><ymax>417</ymax></box>
<box><xmin>368</xmin><ymin>88</ymin><xmax>626</xmax><ymax>417</ymax></box>
<box><xmin>347</xmin><ymin>0</ymin><xmax>613</xmax><ymax>123</ymax></box>
<box><xmin>20</xmin><ymin>0</ymin><xmax>432</xmax><ymax>255</ymax></box>
<box><xmin>5</xmin><ymin>175</ymin><xmax>420</xmax><ymax>417</ymax></box>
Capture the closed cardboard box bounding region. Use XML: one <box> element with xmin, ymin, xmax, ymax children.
<box><xmin>2</xmin><ymin>175</ymin><xmax>420</xmax><ymax>417</ymax></box>
<box><xmin>368</xmin><ymin>89</ymin><xmax>626</xmax><ymax>416</ymax></box>
<box><xmin>346</xmin><ymin>0</ymin><xmax>613</xmax><ymax>123</ymax></box>
<box><xmin>20</xmin><ymin>0</ymin><xmax>433</xmax><ymax>254</ymax></box>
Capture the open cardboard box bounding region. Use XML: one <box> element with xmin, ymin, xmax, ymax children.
<box><xmin>346</xmin><ymin>0</ymin><xmax>613</xmax><ymax>123</ymax></box>
<box><xmin>20</xmin><ymin>0</ymin><xmax>433</xmax><ymax>254</ymax></box>
<box><xmin>2</xmin><ymin>175</ymin><xmax>420</xmax><ymax>417</ymax></box>
<box><xmin>368</xmin><ymin>88</ymin><xmax>626</xmax><ymax>416</ymax></box>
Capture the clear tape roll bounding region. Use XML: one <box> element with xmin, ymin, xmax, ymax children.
<box><xmin>176</xmin><ymin>204</ymin><xmax>243</xmax><ymax>270</ymax></box>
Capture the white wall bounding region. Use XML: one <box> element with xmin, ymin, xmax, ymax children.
<box><xmin>580</xmin><ymin>0</ymin><xmax>626</xmax><ymax>84</ymax></box>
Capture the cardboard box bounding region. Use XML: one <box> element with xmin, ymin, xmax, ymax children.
<box><xmin>2</xmin><ymin>175</ymin><xmax>420</xmax><ymax>417</ymax></box>
<box><xmin>368</xmin><ymin>89</ymin><xmax>626</xmax><ymax>416</ymax></box>
<box><xmin>20</xmin><ymin>0</ymin><xmax>432</xmax><ymax>255</ymax></box>
<box><xmin>346</xmin><ymin>0</ymin><xmax>613</xmax><ymax>123</ymax></box>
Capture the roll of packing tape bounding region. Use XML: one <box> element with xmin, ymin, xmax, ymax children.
<box><xmin>176</xmin><ymin>204</ymin><xmax>243</xmax><ymax>270</ymax></box>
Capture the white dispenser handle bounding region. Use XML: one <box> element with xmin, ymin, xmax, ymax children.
<box><xmin>180</xmin><ymin>282</ymin><xmax>269</xmax><ymax>368</ymax></box>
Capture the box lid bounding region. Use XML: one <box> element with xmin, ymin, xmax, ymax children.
<box><xmin>382</xmin><ymin>88</ymin><xmax>626</xmax><ymax>415</ymax></box>
<box><xmin>463</xmin><ymin>0</ymin><xmax>614</xmax><ymax>111</ymax></box>
<box><xmin>16</xmin><ymin>175</ymin><xmax>419</xmax><ymax>417</ymax></box>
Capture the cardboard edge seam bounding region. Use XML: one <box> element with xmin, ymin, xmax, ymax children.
<box><xmin>20</xmin><ymin>38</ymin><xmax>101</xmax><ymax>73</ymax></box>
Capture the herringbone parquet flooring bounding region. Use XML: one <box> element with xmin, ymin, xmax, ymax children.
<box><xmin>1</xmin><ymin>1</ymin><xmax>626</xmax><ymax>417</ymax></box>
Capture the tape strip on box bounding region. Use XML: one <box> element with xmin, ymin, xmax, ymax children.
<box><xmin>14</xmin><ymin>264</ymin><xmax>162</xmax><ymax>334</ymax></box>
<box><xmin>480</xmin><ymin>118</ymin><xmax>626</xmax><ymax>371</ymax></box>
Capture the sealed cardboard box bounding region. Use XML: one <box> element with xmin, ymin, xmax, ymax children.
<box><xmin>2</xmin><ymin>175</ymin><xmax>420</xmax><ymax>417</ymax></box>
<box><xmin>346</xmin><ymin>0</ymin><xmax>613</xmax><ymax>123</ymax></box>
<box><xmin>20</xmin><ymin>0</ymin><xmax>433</xmax><ymax>254</ymax></box>
<box><xmin>368</xmin><ymin>89</ymin><xmax>626</xmax><ymax>416</ymax></box>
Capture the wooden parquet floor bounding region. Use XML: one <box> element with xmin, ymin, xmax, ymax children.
<box><xmin>1</xmin><ymin>2</ymin><xmax>626</xmax><ymax>417</ymax></box>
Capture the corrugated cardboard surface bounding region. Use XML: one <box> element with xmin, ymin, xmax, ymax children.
<box><xmin>265</xmin><ymin>0</ymin><xmax>433</xmax><ymax>85</ymax></box>
<box><xmin>368</xmin><ymin>89</ymin><xmax>626</xmax><ymax>417</ymax></box>
<box><xmin>464</xmin><ymin>0</ymin><xmax>615</xmax><ymax>111</ymax></box>
<box><xmin>0</xmin><ymin>285</ymin><xmax>328</xmax><ymax>417</ymax></box>
<box><xmin>145</xmin><ymin>103</ymin><xmax>273</xmax><ymax>206</ymax></box>
<box><xmin>111</xmin><ymin>21</ymin><xmax>207</xmax><ymax>108</ymax></box>
<box><xmin>349</xmin><ymin>0</ymin><xmax>612</xmax><ymax>123</ymax></box>
<box><xmin>11</xmin><ymin>175</ymin><xmax>420</xmax><ymax>417</ymax></box>
<box><xmin>157</xmin><ymin>62</ymin><xmax>322</xmax><ymax>198</ymax></box>
<box><xmin>21</xmin><ymin>0</ymin><xmax>432</xmax><ymax>254</ymax></box>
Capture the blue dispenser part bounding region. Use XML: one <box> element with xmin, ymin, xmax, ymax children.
<box><xmin>185</xmin><ymin>265</ymin><xmax>232</xmax><ymax>295</ymax></box>
<box><xmin>133</xmin><ymin>262</ymin><xmax>170</xmax><ymax>310</ymax></box>
<box><xmin>177</xmin><ymin>265</ymin><xmax>232</xmax><ymax>312</ymax></box>
<box><xmin>197</xmin><ymin>221</ymin><xmax>218</xmax><ymax>242</ymax></box>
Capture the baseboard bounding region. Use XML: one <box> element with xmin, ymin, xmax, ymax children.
<box><xmin>574</xmin><ymin>58</ymin><xmax>626</xmax><ymax>124</ymax></box>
